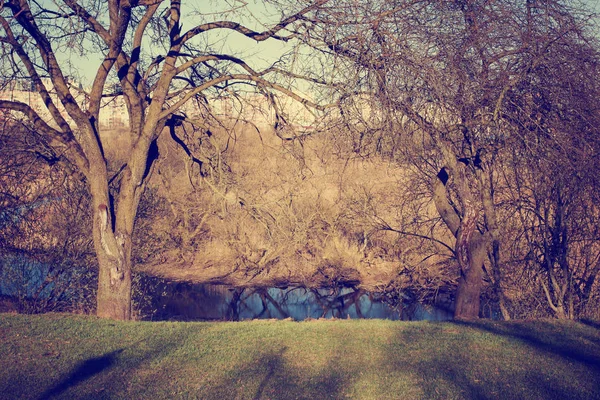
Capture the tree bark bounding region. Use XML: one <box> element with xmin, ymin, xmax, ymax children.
<box><xmin>476</xmin><ymin>167</ymin><xmax>511</xmax><ymax>320</ymax></box>
<box><xmin>96</xmin><ymin>256</ymin><xmax>132</xmax><ymax>320</ymax></box>
<box><xmin>434</xmin><ymin>165</ymin><xmax>487</xmax><ymax>319</ymax></box>
<box><xmin>92</xmin><ymin>201</ymin><xmax>133</xmax><ymax>320</ymax></box>
<box><xmin>89</xmin><ymin>169</ymin><xmax>139</xmax><ymax>320</ymax></box>
<box><xmin>454</xmin><ymin>232</ymin><xmax>486</xmax><ymax>319</ymax></box>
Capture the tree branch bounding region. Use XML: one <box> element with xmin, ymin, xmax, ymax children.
<box><xmin>158</xmin><ymin>73</ymin><xmax>336</xmax><ymax>121</ymax></box>
<box><xmin>433</xmin><ymin>168</ymin><xmax>461</xmax><ymax>237</ymax></box>
<box><xmin>0</xmin><ymin>15</ymin><xmax>72</xmax><ymax>133</ymax></box>
<box><xmin>0</xmin><ymin>100</ymin><xmax>89</xmax><ymax>173</ymax></box>
<box><xmin>179</xmin><ymin>0</ymin><xmax>330</xmax><ymax>46</ymax></box>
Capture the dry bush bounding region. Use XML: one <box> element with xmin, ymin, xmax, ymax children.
<box><xmin>130</xmin><ymin>120</ymin><xmax>459</xmax><ymax>302</ymax></box>
<box><xmin>0</xmin><ymin>124</ymin><xmax>96</xmax><ymax>313</ymax></box>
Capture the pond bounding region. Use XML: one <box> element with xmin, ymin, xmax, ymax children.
<box><xmin>148</xmin><ymin>284</ymin><xmax>453</xmax><ymax>322</ymax></box>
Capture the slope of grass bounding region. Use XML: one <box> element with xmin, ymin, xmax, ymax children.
<box><xmin>1</xmin><ymin>314</ymin><xmax>599</xmax><ymax>399</ymax></box>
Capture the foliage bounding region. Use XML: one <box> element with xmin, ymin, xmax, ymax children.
<box><xmin>0</xmin><ymin>123</ymin><xmax>96</xmax><ymax>314</ymax></box>
<box><xmin>0</xmin><ymin>0</ymin><xmax>335</xmax><ymax>320</ymax></box>
<box><xmin>1</xmin><ymin>0</ymin><xmax>599</xmax><ymax>321</ymax></box>
<box><xmin>305</xmin><ymin>0</ymin><xmax>600</xmax><ymax>319</ymax></box>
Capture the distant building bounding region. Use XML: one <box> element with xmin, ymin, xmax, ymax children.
<box><xmin>1</xmin><ymin>78</ymin><xmax>316</xmax><ymax>130</ymax></box>
<box><xmin>0</xmin><ymin>78</ymin><xmax>128</xmax><ymax>129</ymax></box>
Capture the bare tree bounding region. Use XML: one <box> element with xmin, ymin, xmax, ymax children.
<box><xmin>499</xmin><ymin>25</ymin><xmax>600</xmax><ymax>319</ymax></box>
<box><xmin>0</xmin><ymin>122</ymin><xmax>95</xmax><ymax>313</ymax></box>
<box><xmin>306</xmin><ymin>0</ymin><xmax>599</xmax><ymax>318</ymax></box>
<box><xmin>0</xmin><ymin>0</ymin><xmax>331</xmax><ymax>319</ymax></box>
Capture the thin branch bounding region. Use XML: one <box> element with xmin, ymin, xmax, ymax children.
<box><xmin>378</xmin><ymin>224</ymin><xmax>455</xmax><ymax>255</ymax></box>
<box><xmin>158</xmin><ymin>73</ymin><xmax>336</xmax><ymax>121</ymax></box>
<box><xmin>179</xmin><ymin>0</ymin><xmax>330</xmax><ymax>46</ymax></box>
<box><xmin>0</xmin><ymin>100</ymin><xmax>89</xmax><ymax>173</ymax></box>
<box><xmin>0</xmin><ymin>15</ymin><xmax>71</xmax><ymax>133</ymax></box>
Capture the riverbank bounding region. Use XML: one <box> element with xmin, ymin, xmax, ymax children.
<box><xmin>1</xmin><ymin>314</ymin><xmax>599</xmax><ymax>399</ymax></box>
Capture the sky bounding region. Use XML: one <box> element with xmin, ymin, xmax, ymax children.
<box><xmin>52</xmin><ymin>0</ymin><xmax>293</xmax><ymax>86</ymax></box>
<box><xmin>39</xmin><ymin>0</ymin><xmax>600</xmax><ymax>87</ymax></box>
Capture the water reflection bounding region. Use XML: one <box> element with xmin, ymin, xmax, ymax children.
<box><xmin>150</xmin><ymin>284</ymin><xmax>453</xmax><ymax>322</ymax></box>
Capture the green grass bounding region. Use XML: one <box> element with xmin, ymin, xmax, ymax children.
<box><xmin>1</xmin><ymin>314</ymin><xmax>599</xmax><ymax>399</ymax></box>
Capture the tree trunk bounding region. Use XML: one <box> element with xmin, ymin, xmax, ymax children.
<box><xmin>433</xmin><ymin>166</ymin><xmax>487</xmax><ymax>320</ymax></box>
<box><xmin>454</xmin><ymin>233</ymin><xmax>486</xmax><ymax>319</ymax></box>
<box><xmin>454</xmin><ymin>276</ymin><xmax>482</xmax><ymax>318</ymax></box>
<box><xmin>91</xmin><ymin>194</ymin><xmax>135</xmax><ymax>320</ymax></box>
<box><xmin>476</xmin><ymin>168</ymin><xmax>511</xmax><ymax>320</ymax></box>
<box><xmin>96</xmin><ymin>256</ymin><xmax>132</xmax><ymax>320</ymax></box>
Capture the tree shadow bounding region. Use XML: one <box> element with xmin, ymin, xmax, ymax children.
<box><xmin>31</xmin><ymin>323</ymin><xmax>214</xmax><ymax>399</ymax></box>
<box><xmin>388</xmin><ymin>325</ymin><xmax>488</xmax><ymax>399</ymax></box>
<box><xmin>252</xmin><ymin>347</ymin><xmax>287</xmax><ymax>400</ymax></box>
<box><xmin>385</xmin><ymin>321</ymin><xmax>600</xmax><ymax>399</ymax></box>
<box><xmin>203</xmin><ymin>343</ymin><xmax>349</xmax><ymax>399</ymax></box>
<box><xmin>38</xmin><ymin>349</ymin><xmax>124</xmax><ymax>399</ymax></box>
<box><xmin>453</xmin><ymin>319</ymin><xmax>600</xmax><ymax>369</ymax></box>
<box><xmin>580</xmin><ymin>318</ymin><xmax>600</xmax><ymax>330</ymax></box>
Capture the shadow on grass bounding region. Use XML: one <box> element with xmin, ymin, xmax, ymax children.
<box><xmin>453</xmin><ymin>320</ymin><xmax>600</xmax><ymax>399</ymax></box>
<box><xmin>386</xmin><ymin>321</ymin><xmax>600</xmax><ymax>400</ymax></box>
<box><xmin>453</xmin><ymin>320</ymin><xmax>600</xmax><ymax>370</ymax></box>
<box><xmin>252</xmin><ymin>347</ymin><xmax>287</xmax><ymax>400</ymax></box>
<box><xmin>580</xmin><ymin>318</ymin><xmax>600</xmax><ymax>330</ymax></box>
<box><xmin>38</xmin><ymin>349</ymin><xmax>124</xmax><ymax>399</ymax></box>
<box><xmin>203</xmin><ymin>343</ymin><xmax>348</xmax><ymax>399</ymax></box>
<box><xmin>390</xmin><ymin>325</ymin><xmax>488</xmax><ymax>399</ymax></box>
<box><xmin>33</xmin><ymin>323</ymin><xmax>215</xmax><ymax>399</ymax></box>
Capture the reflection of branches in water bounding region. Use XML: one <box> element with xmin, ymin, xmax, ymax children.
<box><xmin>308</xmin><ymin>287</ymin><xmax>364</xmax><ymax>318</ymax></box>
<box><xmin>226</xmin><ymin>288</ymin><xmax>244</xmax><ymax>321</ymax></box>
<box><xmin>219</xmin><ymin>284</ymin><xmax>449</xmax><ymax>321</ymax></box>
<box><xmin>310</xmin><ymin>288</ymin><xmax>332</xmax><ymax>318</ymax></box>
<box><xmin>256</xmin><ymin>291</ymin><xmax>269</xmax><ymax>319</ymax></box>
<box><xmin>365</xmin><ymin>292</ymin><xmax>382</xmax><ymax>317</ymax></box>
<box><xmin>281</xmin><ymin>287</ymin><xmax>307</xmax><ymax>307</ymax></box>
<box><xmin>264</xmin><ymin>290</ymin><xmax>289</xmax><ymax>318</ymax></box>
<box><xmin>237</xmin><ymin>290</ymin><xmax>261</xmax><ymax>319</ymax></box>
<box><xmin>370</xmin><ymin>290</ymin><xmax>419</xmax><ymax>320</ymax></box>
<box><xmin>342</xmin><ymin>289</ymin><xmax>364</xmax><ymax>318</ymax></box>
<box><xmin>255</xmin><ymin>289</ymin><xmax>290</xmax><ymax>319</ymax></box>
<box><xmin>227</xmin><ymin>287</ymin><xmax>292</xmax><ymax>320</ymax></box>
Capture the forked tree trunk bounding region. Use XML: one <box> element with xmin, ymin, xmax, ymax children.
<box><xmin>91</xmin><ymin>189</ymin><xmax>136</xmax><ymax>320</ymax></box>
<box><xmin>434</xmin><ymin>166</ymin><xmax>488</xmax><ymax>319</ymax></box>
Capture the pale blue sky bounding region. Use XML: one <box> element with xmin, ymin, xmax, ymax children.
<box><xmin>53</xmin><ymin>0</ymin><xmax>292</xmax><ymax>85</ymax></box>
<box><xmin>48</xmin><ymin>0</ymin><xmax>600</xmax><ymax>86</ymax></box>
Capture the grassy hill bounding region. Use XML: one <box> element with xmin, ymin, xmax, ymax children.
<box><xmin>1</xmin><ymin>314</ymin><xmax>599</xmax><ymax>399</ymax></box>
